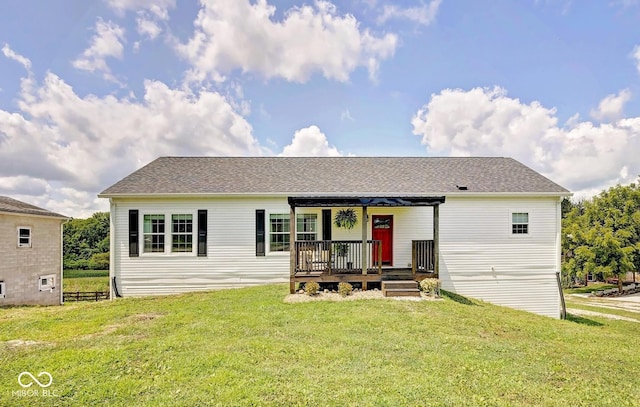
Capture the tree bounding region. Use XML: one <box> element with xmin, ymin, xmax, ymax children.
<box><xmin>562</xmin><ymin>182</ymin><xmax>640</xmax><ymax>291</ymax></box>
<box><xmin>63</xmin><ymin>212</ymin><xmax>110</xmax><ymax>270</ymax></box>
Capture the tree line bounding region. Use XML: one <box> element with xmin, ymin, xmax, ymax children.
<box><xmin>562</xmin><ymin>181</ymin><xmax>640</xmax><ymax>290</ymax></box>
<box><xmin>63</xmin><ymin>212</ymin><xmax>109</xmax><ymax>270</ymax></box>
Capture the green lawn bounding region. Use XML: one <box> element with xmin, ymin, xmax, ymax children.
<box><xmin>564</xmin><ymin>282</ymin><xmax>618</xmax><ymax>294</ymax></box>
<box><xmin>1</xmin><ymin>285</ymin><xmax>640</xmax><ymax>406</ymax></box>
<box><xmin>63</xmin><ymin>269</ymin><xmax>109</xmax><ymax>293</ymax></box>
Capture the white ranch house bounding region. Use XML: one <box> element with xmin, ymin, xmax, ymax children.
<box><xmin>99</xmin><ymin>157</ymin><xmax>570</xmax><ymax>318</ymax></box>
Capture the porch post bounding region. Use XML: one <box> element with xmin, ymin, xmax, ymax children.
<box><xmin>361</xmin><ymin>206</ymin><xmax>368</xmax><ymax>290</ymax></box>
<box><xmin>289</xmin><ymin>204</ymin><xmax>296</xmax><ymax>294</ymax></box>
<box><xmin>433</xmin><ymin>204</ymin><xmax>439</xmax><ymax>278</ymax></box>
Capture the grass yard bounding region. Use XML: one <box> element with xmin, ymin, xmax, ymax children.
<box><xmin>564</xmin><ymin>282</ymin><xmax>618</xmax><ymax>295</ymax></box>
<box><xmin>63</xmin><ymin>269</ymin><xmax>109</xmax><ymax>293</ymax></box>
<box><xmin>2</xmin><ymin>285</ymin><xmax>640</xmax><ymax>406</ymax></box>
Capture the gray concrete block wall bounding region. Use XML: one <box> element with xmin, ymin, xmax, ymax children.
<box><xmin>0</xmin><ymin>214</ymin><xmax>63</xmax><ymax>306</ymax></box>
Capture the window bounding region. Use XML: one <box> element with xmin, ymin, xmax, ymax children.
<box><xmin>39</xmin><ymin>275</ymin><xmax>55</xmax><ymax>292</ymax></box>
<box><xmin>0</xmin><ymin>281</ymin><xmax>5</xmax><ymax>298</ymax></box>
<box><xmin>143</xmin><ymin>214</ymin><xmax>165</xmax><ymax>253</ymax></box>
<box><xmin>512</xmin><ymin>212</ymin><xmax>529</xmax><ymax>235</ymax></box>
<box><xmin>296</xmin><ymin>214</ymin><xmax>317</xmax><ymax>241</ymax></box>
<box><xmin>17</xmin><ymin>227</ymin><xmax>31</xmax><ymax>248</ymax></box>
<box><xmin>172</xmin><ymin>214</ymin><xmax>193</xmax><ymax>253</ymax></box>
<box><xmin>270</xmin><ymin>214</ymin><xmax>290</xmax><ymax>252</ymax></box>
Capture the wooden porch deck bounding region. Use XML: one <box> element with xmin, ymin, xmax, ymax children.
<box><xmin>293</xmin><ymin>268</ymin><xmax>437</xmax><ymax>284</ymax></box>
<box><xmin>290</xmin><ymin>240</ymin><xmax>437</xmax><ymax>291</ymax></box>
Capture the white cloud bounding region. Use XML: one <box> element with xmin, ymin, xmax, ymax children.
<box><xmin>72</xmin><ymin>19</ymin><xmax>125</xmax><ymax>81</ymax></box>
<box><xmin>632</xmin><ymin>45</ymin><xmax>640</xmax><ymax>75</ymax></box>
<box><xmin>106</xmin><ymin>0</ymin><xmax>175</xmax><ymax>19</ymax></box>
<box><xmin>0</xmin><ymin>70</ymin><xmax>265</xmax><ymax>216</ymax></box>
<box><xmin>1</xmin><ymin>44</ymin><xmax>31</xmax><ymax>70</ymax></box>
<box><xmin>136</xmin><ymin>16</ymin><xmax>162</xmax><ymax>39</ymax></box>
<box><xmin>377</xmin><ymin>0</ymin><xmax>442</xmax><ymax>25</ymax></box>
<box><xmin>280</xmin><ymin>125</ymin><xmax>344</xmax><ymax>156</ymax></box>
<box><xmin>177</xmin><ymin>0</ymin><xmax>398</xmax><ymax>83</ymax></box>
<box><xmin>411</xmin><ymin>86</ymin><xmax>640</xmax><ymax>194</ymax></box>
<box><xmin>590</xmin><ymin>89</ymin><xmax>631</xmax><ymax>122</ymax></box>
<box><xmin>341</xmin><ymin>108</ymin><xmax>355</xmax><ymax>121</ymax></box>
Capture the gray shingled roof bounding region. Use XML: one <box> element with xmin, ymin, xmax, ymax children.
<box><xmin>99</xmin><ymin>157</ymin><xmax>570</xmax><ymax>196</ymax></box>
<box><xmin>0</xmin><ymin>196</ymin><xmax>68</xmax><ymax>218</ymax></box>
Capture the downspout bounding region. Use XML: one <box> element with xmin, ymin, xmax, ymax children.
<box><xmin>556</xmin><ymin>197</ymin><xmax>566</xmax><ymax>319</ymax></box>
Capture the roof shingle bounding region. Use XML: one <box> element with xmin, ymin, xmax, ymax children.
<box><xmin>99</xmin><ymin>157</ymin><xmax>570</xmax><ymax>196</ymax></box>
<box><xmin>0</xmin><ymin>196</ymin><xmax>68</xmax><ymax>218</ymax></box>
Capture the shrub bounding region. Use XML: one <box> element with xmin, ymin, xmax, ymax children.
<box><xmin>420</xmin><ymin>278</ymin><xmax>441</xmax><ymax>296</ymax></box>
<box><xmin>338</xmin><ymin>282</ymin><xmax>353</xmax><ymax>297</ymax></box>
<box><xmin>88</xmin><ymin>252</ymin><xmax>110</xmax><ymax>270</ymax></box>
<box><xmin>304</xmin><ymin>281</ymin><xmax>320</xmax><ymax>296</ymax></box>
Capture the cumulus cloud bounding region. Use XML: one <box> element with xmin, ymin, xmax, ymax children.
<box><xmin>411</xmin><ymin>86</ymin><xmax>640</xmax><ymax>195</ymax></box>
<box><xmin>632</xmin><ymin>45</ymin><xmax>640</xmax><ymax>74</ymax></box>
<box><xmin>176</xmin><ymin>0</ymin><xmax>398</xmax><ymax>83</ymax></box>
<box><xmin>280</xmin><ymin>125</ymin><xmax>344</xmax><ymax>156</ymax></box>
<box><xmin>72</xmin><ymin>19</ymin><xmax>126</xmax><ymax>81</ymax></box>
<box><xmin>590</xmin><ymin>89</ymin><xmax>631</xmax><ymax>122</ymax></box>
<box><xmin>377</xmin><ymin>0</ymin><xmax>442</xmax><ymax>25</ymax></box>
<box><xmin>106</xmin><ymin>0</ymin><xmax>175</xmax><ymax>19</ymax></box>
<box><xmin>2</xmin><ymin>44</ymin><xmax>31</xmax><ymax>70</ymax></box>
<box><xmin>0</xmin><ymin>70</ymin><xmax>264</xmax><ymax>216</ymax></box>
<box><xmin>136</xmin><ymin>17</ymin><xmax>162</xmax><ymax>39</ymax></box>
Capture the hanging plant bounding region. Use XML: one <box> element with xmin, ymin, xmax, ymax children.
<box><xmin>334</xmin><ymin>208</ymin><xmax>358</xmax><ymax>230</ymax></box>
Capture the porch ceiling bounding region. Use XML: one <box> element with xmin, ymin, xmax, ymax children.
<box><xmin>288</xmin><ymin>196</ymin><xmax>445</xmax><ymax>208</ymax></box>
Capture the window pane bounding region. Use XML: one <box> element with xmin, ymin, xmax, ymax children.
<box><xmin>19</xmin><ymin>228</ymin><xmax>30</xmax><ymax>237</ymax></box>
<box><xmin>171</xmin><ymin>214</ymin><xmax>193</xmax><ymax>253</ymax></box>
<box><xmin>143</xmin><ymin>215</ymin><xmax>165</xmax><ymax>252</ymax></box>
<box><xmin>270</xmin><ymin>214</ymin><xmax>291</xmax><ymax>251</ymax></box>
<box><xmin>512</xmin><ymin>213</ymin><xmax>528</xmax><ymax>224</ymax></box>
<box><xmin>296</xmin><ymin>214</ymin><xmax>317</xmax><ymax>241</ymax></box>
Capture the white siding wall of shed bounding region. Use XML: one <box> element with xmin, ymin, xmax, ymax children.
<box><xmin>438</xmin><ymin>196</ymin><xmax>561</xmax><ymax>318</ymax></box>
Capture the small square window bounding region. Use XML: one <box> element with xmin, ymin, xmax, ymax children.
<box><xmin>512</xmin><ymin>212</ymin><xmax>529</xmax><ymax>235</ymax></box>
<box><xmin>0</xmin><ymin>281</ymin><xmax>5</xmax><ymax>298</ymax></box>
<box><xmin>39</xmin><ymin>275</ymin><xmax>55</xmax><ymax>292</ymax></box>
<box><xmin>17</xmin><ymin>227</ymin><xmax>31</xmax><ymax>248</ymax></box>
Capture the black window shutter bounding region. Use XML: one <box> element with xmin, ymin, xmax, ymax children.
<box><xmin>129</xmin><ymin>210</ymin><xmax>139</xmax><ymax>257</ymax></box>
<box><xmin>322</xmin><ymin>209</ymin><xmax>332</xmax><ymax>241</ymax></box>
<box><xmin>256</xmin><ymin>210</ymin><xmax>265</xmax><ymax>256</ymax></box>
<box><xmin>198</xmin><ymin>210</ymin><xmax>207</xmax><ymax>257</ymax></box>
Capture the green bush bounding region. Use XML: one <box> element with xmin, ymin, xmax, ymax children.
<box><xmin>338</xmin><ymin>282</ymin><xmax>353</xmax><ymax>297</ymax></box>
<box><xmin>88</xmin><ymin>252</ymin><xmax>110</xmax><ymax>270</ymax></box>
<box><xmin>419</xmin><ymin>278</ymin><xmax>441</xmax><ymax>296</ymax></box>
<box><xmin>304</xmin><ymin>281</ymin><xmax>320</xmax><ymax>296</ymax></box>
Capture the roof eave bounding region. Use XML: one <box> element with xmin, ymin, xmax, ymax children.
<box><xmin>99</xmin><ymin>190</ymin><xmax>572</xmax><ymax>199</ymax></box>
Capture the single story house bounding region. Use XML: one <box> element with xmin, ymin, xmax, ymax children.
<box><xmin>99</xmin><ymin>157</ymin><xmax>571</xmax><ymax>318</ymax></box>
<box><xmin>0</xmin><ymin>196</ymin><xmax>68</xmax><ymax>306</ymax></box>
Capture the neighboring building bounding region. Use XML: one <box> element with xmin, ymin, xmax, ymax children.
<box><xmin>99</xmin><ymin>157</ymin><xmax>571</xmax><ymax>318</ymax></box>
<box><xmin>0</xmin><ymin>196</ymin><xmax>68</xmax><ymax>306</ymax></box>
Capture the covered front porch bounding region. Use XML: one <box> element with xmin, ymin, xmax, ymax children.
<box><xmin>288</xmin><ymin>196</ymin><xmax>445</xmax><ymax>293</ymax></box>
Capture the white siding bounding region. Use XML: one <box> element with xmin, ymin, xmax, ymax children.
<box><xmin>111</xmin><ymin>195</ymin><xmax>562</xmax><ymax>318</ymax></box>
<box><xmin>113</xmin><ymin>197</ymin><xmax>291</xmax><ymax>296</ymax></box>
<box><xmin>438</xmin><ymin>196</ymin><xmax>561</xmax><ymax>318</ymax></box>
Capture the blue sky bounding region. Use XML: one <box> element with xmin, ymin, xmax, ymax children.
<box><xmin>1</xmin><ymin>0</ymin><xmax>639</xmax><ymax>216</ymax></box>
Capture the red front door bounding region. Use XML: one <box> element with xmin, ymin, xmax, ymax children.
<box><xmin>372</xmin><ymin>215</ymin><xmax>393</xmax><ymax>265</ymax></box>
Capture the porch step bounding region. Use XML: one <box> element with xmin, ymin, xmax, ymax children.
<box><xmin>382</xmin><ymin>280</ymin><xmax>421</xmax><ymax>297</ymax></box>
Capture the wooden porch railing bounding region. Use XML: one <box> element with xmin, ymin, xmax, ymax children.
<box><xmin>412</xmin><ymin>240</ymin><xmax>435</xmax><ymax>274</ymax></box>
<box><xmin>294</xmin><ymin>240</ymin><xmax>382</xmax><ymax>275</ymax></box>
